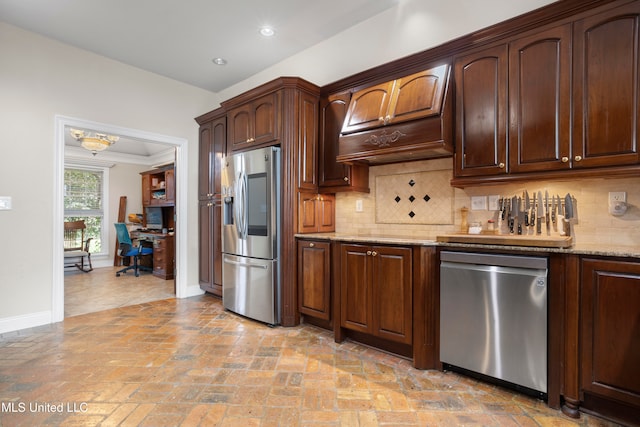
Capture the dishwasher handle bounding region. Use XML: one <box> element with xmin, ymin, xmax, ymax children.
<box><xmin>441</xmin><ymin>261</ymin><xmax>547</xmax><ymax>283</ymax></box>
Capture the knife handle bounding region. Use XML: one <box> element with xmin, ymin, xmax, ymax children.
<box><xmin>524</xmin><ymin>211</ymin><xmax>529</xmax><ymax>227</ymax></box>
<box><xmin>509</xmin><ymin>218</ymin><xmax>514</xmax><ymax>234</ymax></box>
<box><xmin>517</xmin><ymin>222</ymin><xmax>522</xmax><ymax>235</ymax></box>
<box><xmin>531</xmin><ymin>210</ymin><xmax>535</xmax><ymax>227</ymax></box>
<box><xmin>536</xmin><ymin>218</ymin><xmax>542</xmax><ymax>234</ymax></box>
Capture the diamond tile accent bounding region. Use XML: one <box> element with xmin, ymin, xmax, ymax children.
<box><xmin>376</xmin><ymin>170</ymin><xmax>454</xmax><ymax>224</ymax></box>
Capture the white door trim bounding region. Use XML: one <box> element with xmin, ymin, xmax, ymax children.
<box><xmin>53</xmin><ymin>115</ymin><xmax>190</xmax><ymax>322</ymax></box>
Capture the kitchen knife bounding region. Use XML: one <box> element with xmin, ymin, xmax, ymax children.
<box><xmin>537</xmin><ymin>191</ymin><xmax>543</xmax><ymax>234</ymax></box>
<box><xmin>510</xmin><ymin>195</ymin><xmax>517</xmax><ymax>234</ymax></box>
<box><xmin>556</xmin><ymin>194</ymin><xmax>565</xmax><ymax>235</ymax></box>
<box><xmin>563</xmin><ymin>193</ymin><xmax>573</xmax><ymax>236</ymax></box>
<box><xmin>517</xmin><ymin>196</ymin><xmax>524</xmax><ymax>235</ymax></box>
<box><xmin>531</xmin><ymin>192</ymin><xmax>536</xmax><ymax>230</ymax></box>
<box><xmin>545</xmin><ymin>190</ymin><xmax>550</xmax><ymax>234</ymax></box>
<box><xmin>524</xmin><ymin>190</ymin><xmax>530</xmax><ymax>227</ymax></box>
<box><xmin>551</xmin><ymin>195</ymin><xmax>557</xmax><ymax>226</ymax></box>
<box><xmin>501</xmin><ymin>197</ymin><xmax>507</xmax><ymax>220</ymax></box>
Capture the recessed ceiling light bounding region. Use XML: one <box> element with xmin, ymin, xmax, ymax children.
<box><xmin>212</xmin><ymin>57</ymin><xmax>227</xmax><ymax>65</ymax></box>
<box><xmin>259</xmin><ymin>26</ymin><xmax>276</xmax><ymax>37</ymax></box>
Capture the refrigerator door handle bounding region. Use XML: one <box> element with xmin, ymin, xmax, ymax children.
<box><xmin>223</xmin><ymin>259</ymin><xmax>269</xmax><ymax>269</ymax></box>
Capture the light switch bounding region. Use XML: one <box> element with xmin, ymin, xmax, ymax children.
<box><xmin>0</xmin><ymin>196</ymin><xmax>12</xmax><ymax>210</ymax></box>
<box><xmin>471</xmin><ymin>196</ymin><xmax>487</xmax><ymax>211</ymax></box>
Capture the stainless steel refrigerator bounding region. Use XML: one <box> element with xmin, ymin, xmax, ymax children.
<box><xmin>221</xmin><ymin>146</ymin><xmax>281</xmax><ymax>325</ymax></box>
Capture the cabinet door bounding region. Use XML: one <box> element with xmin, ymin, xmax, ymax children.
<box><xmin>227</xmin><ymin>104</ymin><xmax>252</xmax><ymax>150</ymax></box>
<box><xmin>573</xmin><ymin>3</ymin><xmax>640</xmax><ymax>168</ymax></box>
<box><xmin>387</xmin><ymin>65</ymin><xmax>448</xmax><ymax>125</ymax></box>
<box><xmin>298</xmin><ymin>193</ymin><xmax>319</xmax><ymax>233</ymax></box>
<box><xmin>199</xmin><ymin>200</ymin><xmax>222</xmax><ymax>295</ymax></box>
<box><xmin>454</xmin><ymin>44</ymin><xmax>508</xmax><ymax>177</ymax></box>
<box><xmin>199</xmin><ymin>117</ymin><xmax>227</xmax><ymax>200</ymax></box>
<box><xmin>340</xmin><ymin>244</ymin><xmax>372</xmax><ymax>334</ymax></box>
<box><xmin>509</xmin><ymin>25</ymin><xmax>572</xmax><ymax>173</ymax></box>
<box><xmin>198</xmin><ymin>121</ymin><xmax>213</xmax><ymax>199</ymax></box>
<box><xmin>318</xmin><ymin>92</ymin><xmax>370</xmax><ymax>192</ymax></box>
<box><xmin>316</xmin><ymin>195</ymin><xmax>335</xmax><ymax>233</ymax></box>
<box><xmin>164</xmin><ymin>169</ymin><xmax>175</xmax><ymax>205</ymax></box>
<box><xmin>297</xmin><ymin>91</ymin><xmax>318</xmax><ymax>191</ymax></box>
<box><xmin>298</xmin><ymin>240</ymin><xmax>331</xmax><ymax>320</ymax></box>
<box><xmin>341</xmin><ymin>81</ymin><xmax>395</xmax><ymax>134</ymax></box>
<box><xmin>581</xmin><ymin>258</ymin><xmax>640</xmax><ymax>408</ymax></box>
<box><xmin>252</xmin><ymin>92</ymin><xmax>280</xmax><ymax>146</ymax></box>
<box><xmin>141</xmin><ymin>174</ymin><xmax>151</xmax><ymax>207</ymax></box>
<box><xmin>372</xmin><ymin>246</ymin><xmax>412</xmax><ymax>344</ymax></box>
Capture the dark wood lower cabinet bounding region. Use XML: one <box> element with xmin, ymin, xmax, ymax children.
<box><xmin>579</xmin><ymin>258</ymin><xmax>640</xmax><ymax>425</ymax></box>
<box><xmin>198</xmin><ymin>200</ymin><xmax>222</xmax><ymax>296</ymax></box>
<box><xmin>297</xmin><ymin>239</ymin><xmax>331</xmax><ymax>322</ymax></box>
<box><xmin>338</xmin><ymin>244</ymin><xmax>412</xmax><ymax>346</ymax></box>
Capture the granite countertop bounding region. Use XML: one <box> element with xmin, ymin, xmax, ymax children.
<box><xmin>295</xmin><ymin>232</ymin><xmax>640</xmax><ymax>259</ymax></box>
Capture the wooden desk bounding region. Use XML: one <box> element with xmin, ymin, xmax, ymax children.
<box><xmin>130</xmin><ymin>230</ymin><xmax>175</xmax><ymax>280</ymax></box>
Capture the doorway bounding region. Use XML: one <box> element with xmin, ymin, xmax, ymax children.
<box><xmin>53</xmin><ymin>115</ymin><xmax>189</xmax><ymax>322</ymax></box>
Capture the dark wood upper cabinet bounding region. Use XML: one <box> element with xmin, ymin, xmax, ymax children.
<box><xmin>198</xmin><ymin>116</ymin><xmax>226</xmax><ymax>200</ymax></box>
<box><xmin>508</xmin><ymin>24</ymin><xmax>572</xmax><ymax>173</ymax></box>
<box><xmin>341</xmin><ymin>66</ymin><xmax>448</xmax><ymax>135</ymax></box>
<box><xmin>573</xmin><ymin>2</ymin><xmax>640</xmax><ymax>169</ymax></box>
<box><xmin>318</xmin><ymin>91</ymin><xmax>370</xmax><ymax>193</ymax></box>
<box><xmin>454</xmin><ymin>44</ymin><xmax>508</xmax><ymax>178</ymax></box>
<box><xmin>227</xmin><ymin>92</ymin><xmax>280</xmax><ymax>151</ymax></box>
<box><xmin>337</xmin><ymin>64</ymin><xmax>453</xmax><ymax>165</ymax></box>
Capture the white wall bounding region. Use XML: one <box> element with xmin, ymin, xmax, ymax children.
<box><xmin>217</xmin><ymin>0</ymin><xmax>556</xmax><ymax>100</ymax></box>
<box><xmin>0</xmin><ymin>22</ymin><xmax>218</xmax><ymax>331</ymax></box>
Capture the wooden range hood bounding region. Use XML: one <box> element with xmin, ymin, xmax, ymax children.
<box><xmin>337</xmin><ymin>64</ymin><xmax>453</xmax><ymax>165</ymax></box>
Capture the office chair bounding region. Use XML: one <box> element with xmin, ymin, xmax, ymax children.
<box><xmin>114</xmin><ymin>223</ymin><xmax>153</xmax><ymax>277</ymax></box>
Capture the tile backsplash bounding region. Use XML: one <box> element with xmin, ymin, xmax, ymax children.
<box><xmin>335</xmin><ymin>158</ymin><xmax>640</xmax><ymax>248</ymax></box>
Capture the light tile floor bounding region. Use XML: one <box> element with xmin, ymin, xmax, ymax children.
<box><xmin>0</xmin><ymin>295</ymin><xmax>622</xmax><ymax>426</ymax></box>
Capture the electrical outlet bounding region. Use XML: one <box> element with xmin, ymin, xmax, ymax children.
<box><xmin>0</xmin><ymin>196</ymin><xmax>11</xmax><ymax>210</ymax></box>
<box><xmin>609</xmin><ymin>191</ymin><xmax>627</xmax><ymax>203</ymax></box>
<box><xmin>355</xmin><ymin>199</ymin><xmax>363</xmax><ymax>212</ymax></box>
<box><xmin>471</xmin><ymin>196</ymin><xmax>487</xmax><ymax>211</ymax></box>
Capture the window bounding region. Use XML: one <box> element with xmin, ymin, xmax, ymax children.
<box><xmin>64</xmin><ymin>166</ymin><xmax>109</xmax><ymax>255</ymax></box>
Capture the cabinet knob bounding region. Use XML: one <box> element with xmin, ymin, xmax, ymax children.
<box><xmin>561</xmin><ymin>156</ymin><xmax>569</xmax><ymax>163</ymax></box>
<box><xmin>498</xmin><ymin>162</ymin><xmax>505</xmax><ymax>169</ymax></box>
<box><xmin>371</xmin><ymin>251</ymin><xmax>378</xmax><ymax>257</ymax></box>
<box><xmin>247</xmin><ymin>137</ymin><xmax>255</xmax><ymax>143</ymax></box>
<box><xmin>366</xmin><ymin>251</ymin><xmax>372</xmax><ymax>256</ymax></box>
<box><xmin>575</xmin><ymin>155</ymin><xmax>583</xmax><ymax>162</ymax></box>
<box><xmin>384</xmin><ymin>115</ymin><xmax>391</xmax><ymax>125</ymax></box>
<box><xmin>378</xmin><ymin>116</ymin><xmax>384</xmax><ymax>122</ymax></box>
<box><xmin>343</xmin><ymin>176</ymin><xmax>349</xmax><ymax>182</ymax></box>
<box><xmin>309</xmin><ymin>242</ymin><xmax>315</xmax><ymax>248</ymax></box>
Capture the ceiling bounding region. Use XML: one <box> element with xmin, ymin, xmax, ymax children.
<box><xmin>1</xmin><ymin>0</ymin><xmax>400</xmax><ymax>159</ymax></box>
<box><xmin>0</xmin><ymin>0</ymin><xmax>400</xmax><ymax>93</ymax></box>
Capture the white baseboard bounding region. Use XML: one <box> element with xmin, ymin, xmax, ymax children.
<box><xmin>0</xmin><ymin>311</ymin><xmax>53</xmax><ymax>335</ymax></box>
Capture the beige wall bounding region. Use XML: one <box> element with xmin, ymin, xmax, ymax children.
<box><xmin>0</xmin><ymin>22</ymin><xmax>218</xmax><ymax>330</ymax></box>
<box><xmin>336</xmin><ymin>159</ymin><xmax>640</xmax><ymax>249</ymax></box>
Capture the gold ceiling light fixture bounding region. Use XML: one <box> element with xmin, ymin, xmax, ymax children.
<box><xmin>69</xmin><ymin>128</ymin><xmax>119</xmax><ymax>155</ymax></box>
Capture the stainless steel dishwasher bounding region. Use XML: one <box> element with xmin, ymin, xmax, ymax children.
<box><xmin>440</xmin><ymin>251</ymin><xmax>548</xmax><ymax>396</ymax></box>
